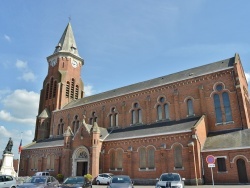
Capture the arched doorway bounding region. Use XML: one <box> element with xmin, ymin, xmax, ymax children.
<box><xmin>237</xmin><ymin>158</ymin><xmax>248</xmax><ymax>183</ymax></box>
<box><xmin>72</xmin><ymin>146</ymin><xmax>90</xmax><ymax>176</ymax></box>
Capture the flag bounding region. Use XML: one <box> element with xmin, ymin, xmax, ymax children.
<box><xmin>18</xmin><ymin>139</ymin><xmax>22</xmax><ymax>154</ymax></box>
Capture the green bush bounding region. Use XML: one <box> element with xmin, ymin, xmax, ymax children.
<box><xmin>84</xmin><ymin>174</ymin><xmax>92</xmax><ymax>181</ymax></box>
<box><xmin>56</xmin><ymin>174</ymin><xmax>64</xmax><ymax>182</ymax></box>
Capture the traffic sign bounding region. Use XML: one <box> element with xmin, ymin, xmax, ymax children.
<box><xmin>206</xmin><ymin>155</ymin><xmax>215</xmax><ymax>164</ymax></box>
<box><xmin>208</xmin><ymin>163</ymin><xmax>215</xmax><ymax>168</ymax></box>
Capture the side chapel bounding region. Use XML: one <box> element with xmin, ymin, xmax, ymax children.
<box><xmin>19</xmin><ymin>22</ymin><xmax>250</xmax><ymax>185</ymax></box>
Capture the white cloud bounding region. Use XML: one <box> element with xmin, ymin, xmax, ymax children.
<box><xmin>0</xmin><ymin>126</ymin><xmax>12</xmax><ymax>137</ymax></box>
<box><xmin>16</xmin><ymin>59</ymin><xmax>28</xmax><ymax>70</ymax></box>
<box><xmin>4</xmin><ymin>34</ymin><xmax>11</xmax><ymax>42</ymax></box>
<box><xmin>84</xmin><ymin>84</ymin><xmax>95</xmax><ymax>96</ymax></box>
<box><xmin>245</xmin><ymin>72</ymin><xmax>250</xmax><ymax>83</ymax></box>
<box><xmin>0</xmin><ymin>110</ymin><xmax>35</xmax><ymax>125</ymax></box>
<box><xmin>16</xmin><ymin>59</ymin><xmax>36</xmax><ymax>82</ymax></box>
<box><xmin>20</xmin><ymin>72</ymin><xmax>36</xmax><ymax>82</ymax></box>
<box><xmin>1</xmin><ymin>89</ymin><xmax>39</xmax><ymax>125</ymax></box>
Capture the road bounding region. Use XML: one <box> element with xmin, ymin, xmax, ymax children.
<box><xmin>92</xmin><ymin>185</ymin><xmax>250</xmax><ymax>188</ymax></box>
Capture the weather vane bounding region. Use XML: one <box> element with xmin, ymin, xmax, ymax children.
<box><xmin>68</xmin><ymin>16</ymin><xmax>71</xmax><ymax>22</ymax></box>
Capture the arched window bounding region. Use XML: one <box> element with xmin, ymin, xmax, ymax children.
<box><xmin>31</xmin><ymin>155</ymin><xmax>38</xmax><ymax>170</ymax></box>
<box><xmin>139</xmin><ymin>147</ymin><xmax>155</xmax><ymax>170</ymax></box>
<box><xmin>164</xmin><ymin>104</ymin><xmax>170</xmax><ymax>119</ymax></box>
<box><xmin>49</xmin><ymin>77</ymin><xmax>54</xmax><ymax>99</ymax></box>
<box><xmin>73</xmin><ymin>115</ymin><xmax>79</xmax><ymax>134</ymax></box>
<box><xmin>139</xmin><ymin>147</ymin><xmax>146</xmax><ymax>169</ymax></box>
<box><xmin>213</xmin><ymin>84</ymin><xmax>233</xmax><ymax>124</ymax></box>
<box><xmin>214</xmin><ymin>94</ymin><xmax>223</xmax><ymax>123</ymax></box>
<box><xmin>174</xmin><ymin>145</ymin><xmax>183</xmax><ymax>168</ymax></box>
<box><xmin>187</xmin><ymin>99</ymin><xmax>194</xmax><ymax>116</ymax></box>
<box><xmin>110</xmin><ymin>150</ymin><xmax>115</xmax><ymax>170</ymax></box>
<box><xmin>115</xmin><ymin>114</ymin><xmax>118</xmax><ymax>126</ymax></box>
<box><xmin>148</xmin><ymin>147</ymin><xmax>155</xmax><ymax>169</ymax></box>
<box><xmin>109</xmin><ymin>107</ymin><xmax>118</xmax><ymax>127</ymax></box>
<box><xmin>58</xmin><ymin>118</ymin><xmax>64</xmax><ymax>135</ymax></box>
<box><xmin>45</xmin><ymin>84</ymin><xmax>49</xmax><ymax>100</ymax></box>
<box><xmin>46</xmin><ymin>154</ymin><xmax>55</xmax><ymax>170</ymax></box>
<box><xmin>157</xmin><ymin>105</ymin><xmax>162</xmax><ymax>120</ymax></box>
<box><xmin>89</xmin><ymin>112</ymin><xmax>98</xmax><ymax>125</ymax></box>
<box><xmin>132</xmin><ymin>110</ymin><xmax>136</xmax><ymax>124</ymax></box>
<box><xmin>116</xmin><ymin>149</ymin><xmax>123</xmax><ymax>169</ymax></box>
<box><xmin>223</xmin><ymin>92</ymin><xmax>232</xmax><ymax>122</ymax></box>
<box><xmin>131</xmin><ymin>103</ymin><xmax>142</xmax><ymax>124</ymax></box>
<box><xmin>53</xmin><ymin>80</ymin><xmax>57</xmax><ymax>98</ymax></box>
<box><xmin>157</xmin><ymin>97</ymin><xmax>170</xmax><ymax>121</ymax></box>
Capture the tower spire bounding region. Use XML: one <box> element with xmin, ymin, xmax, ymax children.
<box><xmin>54</xmin><ymin>22</ymin><xmax>80</xmax><ymax>57</ymax></box>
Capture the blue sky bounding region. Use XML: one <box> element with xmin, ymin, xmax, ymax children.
<box><xmin>1</xmin><ymin>0</ymin><xmax>250</xmax><ymax>158</ymax></box>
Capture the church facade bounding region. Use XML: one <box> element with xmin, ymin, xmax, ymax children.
<box><xmin>19</xmin><ymin>23</ymin><xmax>250</xmax><ymax>185</ymax></box>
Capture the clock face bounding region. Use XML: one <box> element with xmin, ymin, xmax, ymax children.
<box><xmin>71</xmin><ymin>60</ymin><xmax>78</xmax><ymax>68</ymax></box>
<box><xmin>50</xmin><ymin>59</ymin><xmax>57</xmax><ymax>67</ymax></box>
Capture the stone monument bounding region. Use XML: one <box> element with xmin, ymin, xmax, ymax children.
<box><xmin>0</xmin><ymin>138</ymin><xmax>17</xmax><ymax>177</ymax></box>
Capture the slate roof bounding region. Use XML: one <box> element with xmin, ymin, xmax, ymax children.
<box><xmin>202</xmin><ymin>129</ymin><xmax>250</xmax><ymax>152</ymax></box>
<box><xmin>24</xmin><ymin>117</ymin><xmax>200</xmax><ymax>150</ymax></box>
<box><xmin>24</xmin><ymin>136</ymin><xmax>64</xmax><ymax>150</ymax></box>
<box><xmin>84</xmin><ymin>123</ymin><xmax>109</xmax><ymax>140</ymax></box>
<box><xmin>53</xmin><ymin>22</ymin><xmax>80</xmax><ymax>57</ymax></box>
<box><xmin>61</xmin><ymin>56</ymin><xmax>235</xmax><ymax>110</ymax></box>
<box><xmin>104</xmin><ymin>116</ymin><xmax>200</xmax><ymax>141</ymax></box>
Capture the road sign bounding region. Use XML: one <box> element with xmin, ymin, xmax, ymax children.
<box><xmin>208</xmin><ymin>163</ymin><xmax>215</xmax><ymax>168</ymax></box>
<box><xmin>206</xmin><ymin>155</ymin><xmax>215</xmax><ymax>164</ymax></box>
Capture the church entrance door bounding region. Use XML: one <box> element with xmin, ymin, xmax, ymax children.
<box><xmin>77</xmin><ymin>161</ymin><xmax>88</xmax><ymax>176</ymax></box>
<box><xmin>237</xmin><ymin>158</ymin><xmax>248</xmax><ymax>183</ymax></box>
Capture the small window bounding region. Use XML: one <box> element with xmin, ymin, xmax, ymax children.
<box><xmin>216</xmin><ymin>84</ymin><xmax>223</xmax><ymax>92</ymax></box>
<box><xmin>217</xmin><ymin>158</ymin><xmax>226</xmax><ymax>172</ymax></box>
<box><xmin>187</xmin><ymin>99</ymin><xmax>194</xmax><ymax>116</ymax></box>
<box><xmin>159</xmin><ymin>97</ymin><xmax>165</xmax><ymax>103</ymax></box>
<box><xmin>134</xmin><ymin>103</ymin><xmax>139</xmax><ymax>108</ymax></box>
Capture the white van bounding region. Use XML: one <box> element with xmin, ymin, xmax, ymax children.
<box><xmin>34</xmin><ymin>172</ymin><xmax>50</xmax><ymax>176</ymax></box>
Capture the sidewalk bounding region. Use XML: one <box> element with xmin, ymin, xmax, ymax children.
<box><xmin>92</xmin><ymin>184</ymin><xmax>250</xmax><ymax>188</ymax></box>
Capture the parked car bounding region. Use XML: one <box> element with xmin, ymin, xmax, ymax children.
<box><xmin>155</xmin><ymin>173</ymin><xmax>185</xmax><ymax>188</ymax></box>
<box><xmin>96</xmin><ymin>173</ymin><xmax>113</xmax><ymax>185</ymax></box>
<box><xmin>17</xmin><ymin>176</ymin><xmax>59</xmax><ymax>188</ymax></box>
<box><xmin>0</xmin><ymin>175</ymin><xmax>17</xmax><ymax>188</ymax></box>
<box><xmin>107</xmin><ymin>175</ymin><xmax>134</xmax><ymax>188</ymax></box>
<box><xmin>59</xmin><ymin>176</ymin><xmax>92</xmax><ymax>188</ymax></box>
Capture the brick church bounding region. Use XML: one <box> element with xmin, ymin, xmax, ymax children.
<box><xmin>19</xmin><ymin>22</ymin><xmax>250</xmax><ymax>185</ymax></box>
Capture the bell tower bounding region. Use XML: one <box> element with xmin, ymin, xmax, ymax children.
<box><xmin>34</xmin><ymin>22</ymin><xmax>84</xmax><ymax>141</ymax></box>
